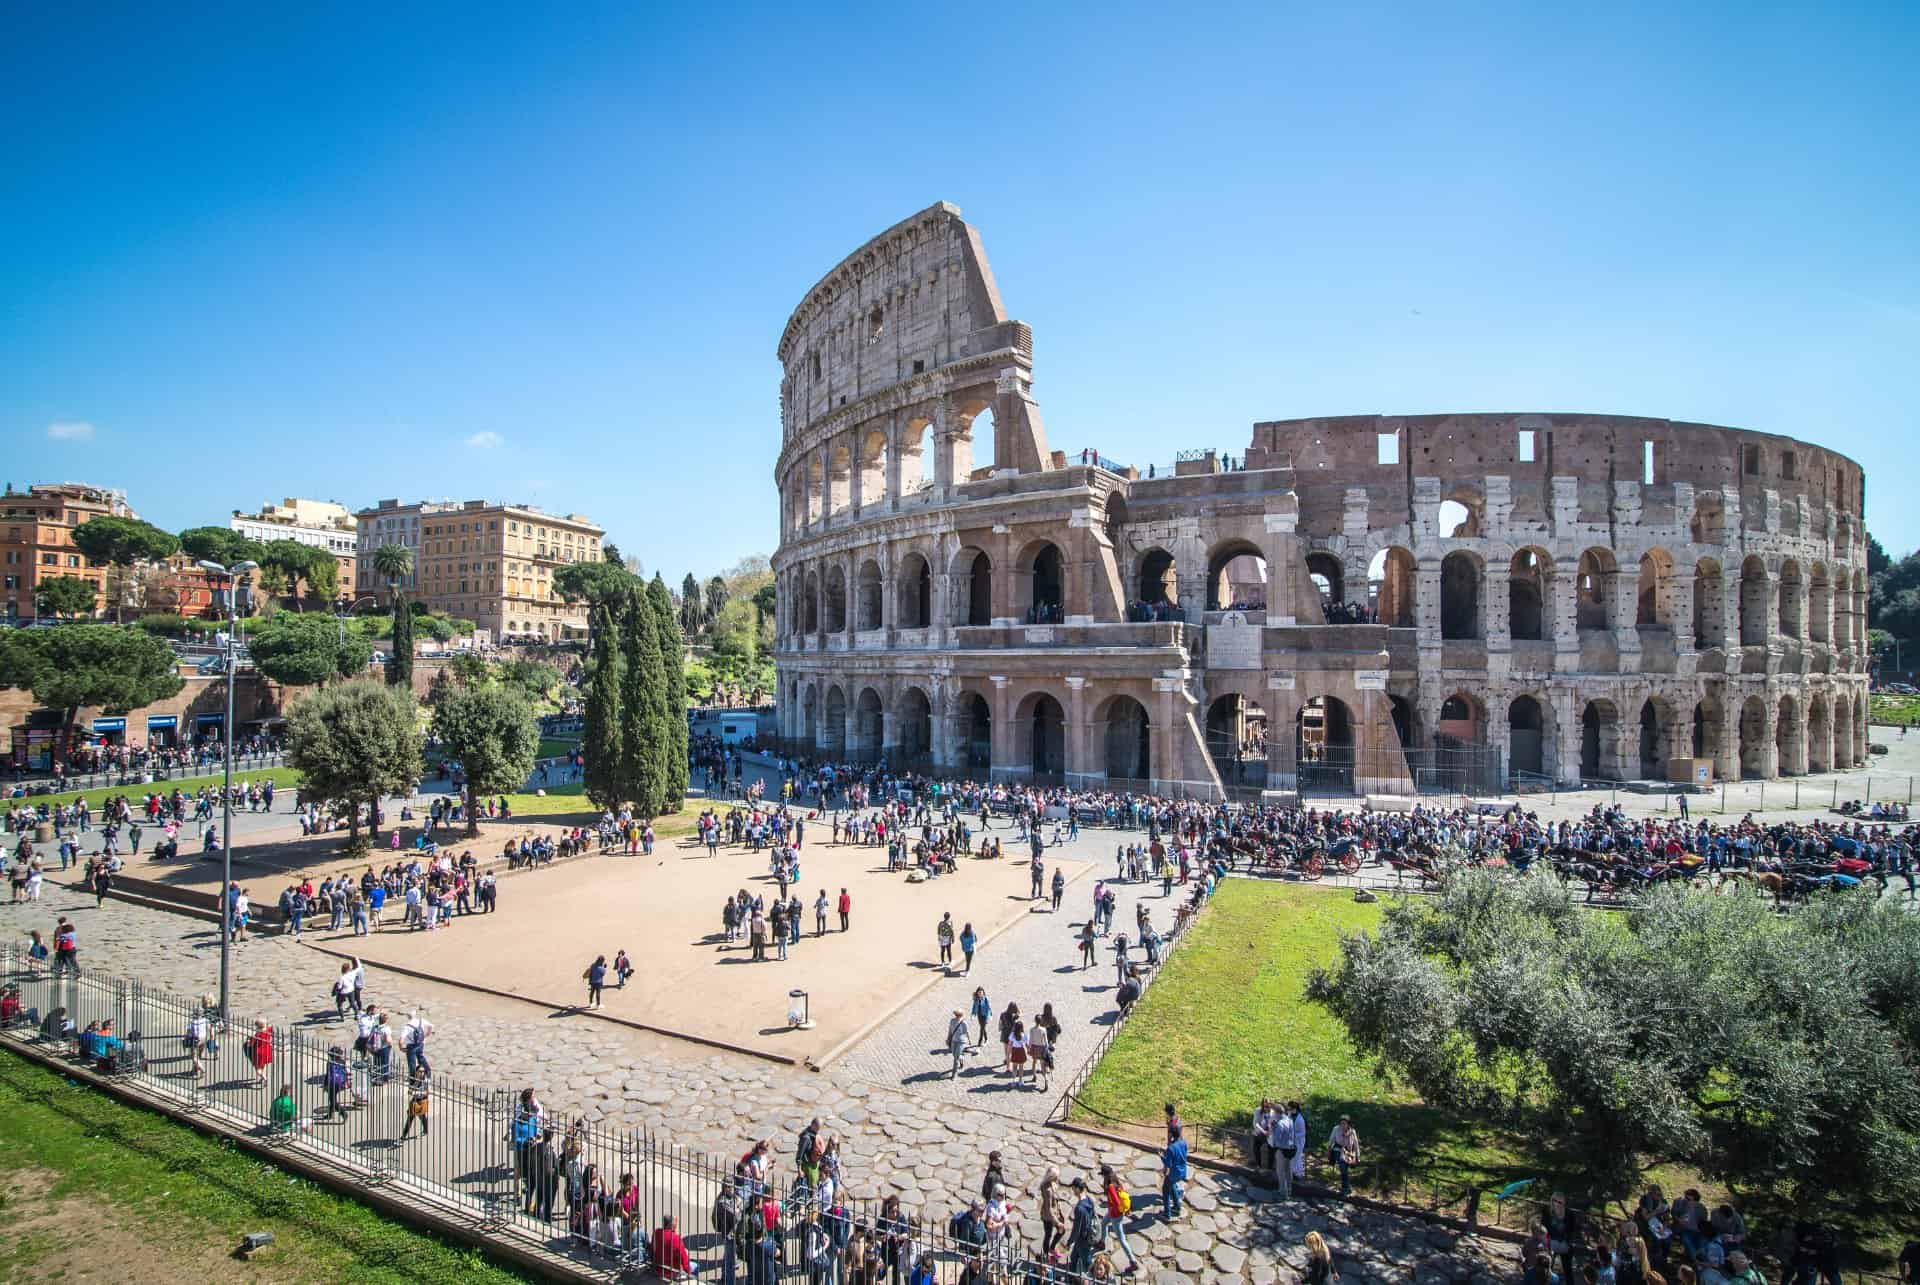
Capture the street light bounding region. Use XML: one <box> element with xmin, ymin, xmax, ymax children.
<box><xmin>336</xmin><ymin>595</ymin><xmax>380</xmax><ymax>653</ymax></box>
<box><xmin>197</xmin><ymin>557</ymin><xmax>257</xmax><ymax>1029</ymax></box>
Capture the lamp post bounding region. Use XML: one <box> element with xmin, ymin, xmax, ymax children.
<box><xmin>336</xmin><ymin>595</ymin><xmax>379</xmax><ymax>654</ymax></box>
<box><xmin>197</xmin><ymin>558</ymin><xmax>257</xmax><ymax>1029</ymax></box>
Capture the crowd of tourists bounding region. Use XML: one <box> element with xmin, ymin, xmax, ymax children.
<box><xmin>7</xmin><ymin>732</ymin><xmax>283</xmax><ymax>787</ymax></box>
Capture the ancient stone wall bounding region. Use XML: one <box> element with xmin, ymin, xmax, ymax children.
<box><xmin>772</xmin><ymin>212</ymin><xmax>1870</xmax><ymax>798</ymax></box>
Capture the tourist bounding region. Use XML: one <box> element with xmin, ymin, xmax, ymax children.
<box><xmin>1067</xmin><ymin>1176</ymin><xmax>1098</xmax><ymax>1276</ymax></box>
<box><xmin>959</xmin><ymin>921</ymin><xmax>977</xmax><ymax>973</ymax></box>
<box><xmin>270</xmin><ymin>1082</ymin><xmax>297</xmax><ymax>1135</ymax></box>
<box><xmin>815</xmin><ymin>888</ymin><xmax>829</xmax><ymax>936</ymax></box>
<box><xmin>584</xmin><ymin>954</ymin><xmax>607</xmax><ymax>1008</ymax></box>
<box><xmin>1099</xmin><ymin>1163</ymin><xmax>1140</xmax><ymax>1273</ymax></box>
<box><xmin>945</xmin><ymin>1009</ymin><xmax>968</xmax><ymax>1078</ymax></box>
<box><xmin>1268</xmin><ymin>1107</ymin><xmax>1295</xmax><ymax>1198</ymax></box>
<box><xmin>613</xmin><ymin>949</ymin><xmax>633</xmax><ymax>989</ymax></box>
<box><xmin>400</xmin><ymin>1068</ymin><xmax>432</xmax><ymax>1139</ymax></box>
<box><xmin>1162</xmin><ymin>1123</ymin><xmax>1189</xmax><ymax>1218</ymax></box>
<box><xmin>1328</xmin><ymin>1115</ymin><xmax>1361</xmax><ymax>1196</ymax></box>
<box><xmin>937</xmin><ymin>912</ymin><xmax>956</xmax><ymax>968</ymax></box>
<box><xmin>655</xmin><ymin>1213</ymin><xmax>693</xmax><ymax>1281</ymax></box>
<box><xmin>243</xmin><ymin>1019</ymin><xmax>275</xmax><ymax>1085</ymax></box>
<box><xmin>1289</xmin><ymin>1100</ymin><xmax>1309</xmax><ymax>1187</ymax></box>
<box><xmin>838</xmin><ymin>887</ymin><xmax>851</xmax><ymax>932</ymax></box>
<box><xmin>1079</xmin><ymin>920</ymin><xmax>1097</xmax><ymax>969</ymax></box>
<box><xmin>1305</xmin><ymin>1231</ymin><xmax>1335</xmax><ymax>1285</ymax></box>
<box><xmin>969</xmin><ymin>987</ymin><xmax>992</xmax><ymax>1048</ymax></box>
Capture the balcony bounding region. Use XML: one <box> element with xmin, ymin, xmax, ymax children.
<box><xmin>951</xmin><ymin>621</ymin><xmax>1186</xmax><ymax>650</ymax></box>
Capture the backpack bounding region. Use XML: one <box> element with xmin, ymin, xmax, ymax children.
<box><xmin>326</xmin><ymin>1059</ymin><xmax>348</xmax><ymax>1090</ymax></box>
<box><xmin>712</xmin><ymin>1189</ymin><xmax>739</xmax><ymax>1237</ymax></box>
<box><xmin>1115</xmin><ymin>1187</ymin><xmax>1132</xmax><ymax>1215</ymax></box>
<box><xmin>512</xmin><ymin>1113</ymin><xmax>538</xmax><ymax>1145</ymax></box>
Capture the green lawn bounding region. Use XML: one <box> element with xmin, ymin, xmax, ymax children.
<box><xmin>1869</xmin><ymin>693</ymin><xmax>1920</xmax><ymax>727</ymax></box>
<box><xmin>0</xmin><ymin>1050</ymin><xmax>536</xmax><ymax>1283</ymax></box>
<box><xmin>536</xmin><ymin>737</ymin><xmax>578</xmax><ymax>759</ymax></box>
<box><xmin>1074</xmin><ymin>880</ymin><xmax>1536</xmax><ymax>1201</ymax></box>
<box><xmin>3</xmin><ymin>766</ymin><xmax>303</xmax><ymax>814</ymax></box>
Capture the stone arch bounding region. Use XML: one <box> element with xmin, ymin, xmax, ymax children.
<box><xmin>1693</xmin><ymin>558</ymin><xmax>1726</xmax><ymax>648</ymax></box>
<box><xmin>1388</xmin><ymin>694</ymin><xmax>1416</xmax><ymax>749</ymax></box>
<box><xmin>1692</xmin><ymin>694</ymin><xmax>1723</xmax><ymax>763</ymax></box>
<box><xmin>852</xmin><ymin>686</ymin><xmax>885</xmax><ymax>762</ymax></box>
<box><xmin>855</xmin><ymin>559</ymin><xmax>884</xmax><ymax>631</ymax></box>
<box><xmin>1305</xmin><ymin>551</ymin><xmax>1345</xmax><ymax>614</ymax></box>
<box><xmin>1778</xmin><ymin>559</ymin><xmax>1804</xmax><ymax>639</ymax></box>
<box><xmin>1806</xmin><ymin>693</ymin><xmax>1830</xmax><ymax>773</ymax></box>
<box><xmin>958</xmin><ymin>403</ymin><xmax>996</xmax><ymax>480</ymax></box>
<box><xmin>1440</xmin><ymin>550</ymin><xmax>1483</xmax><ymax>640</ymax></box>
<box><xmin>1638</xmin><ymin>697</ymin><xmax>1668</xmax><ymax>779</ymax></box>
<box><xmin>801</xmin><ymin>682</ymin><xmax>819</xmax><ymax>745</ymax></box>
<box><xmin>1775</xmin><ymin>692</ymin><xmax>1804</xmax><ymax>775</ymax></box>
<box><xmin>1437</xmin><ymin>691</ymin><xmax>1488</xmax><ymax>746</ymax></box>
<box><xmin>858</xmin><ymin>428</ymin><xmax>889</xmax><ymax>508</ymax></box>
<box><xmin>1368</xmin><ymin>546</ymin><xmax>1416</xmax><ymax>627</ymax></box>
<box><xmin>827</xmin><ymin>440</ymin><xmax>853</xmax><ymax>515</ymax></box>
<box><xmin>1013</xmin><ymin>689</ymin><xmax>1067</xmax><ymax>778</ymax></box>
<box><xmin>1438</xmin><ymin>496</ymin><xmax>1481</xmax><ymax>539</ymax></box>
<box><xmin>1738</xmin><ymin>694</ymin><xmax>1770</xmax><ymax>779</ymax></box>
<box><xmin>1581</xmin><ymin>698</ymin><xmax>1623</xmax><ymax>779</ymax></box>
<box><xmin>1509</xmin><ymin>548</ymin><xmax>1551</xmax><ymax>641</ymax></box>
<box><xmin>1808</xmin><ymin>563</ymin><xmax>1831</xmax><ymax>644</ymax></box>
<box><xmin>806</xmin><ymin>453</ymin><xmax>825</xmax><ymax>524</ymax></box>
<box><xmin>1014</xmin><ymin>539</ymin><xmax>1065</xmax><ymax>619</ymax></box>
<box><xmin>1739</xmin><ymin>556</ymin><xmax>1770</xmax><ymax>647</ymax></box>
<box><xmin>1508</xmin><ymin>695</ymin><xmax>1547</xmax><ymax>778</ymax></box>
<box><xmin>1206</xmin><ymin>539</ymin><xmax>1268</xmax><ymax>611</ymax></box>
<box><xmin>896</xmin><ymin>685</ymin><xmax>934</xmax><ymax>761</ymax></box>
<box><xmin>1095</xmin><ymin>693</ymin><xmax>1153</xmax><ymax>783</ymax></box>
<box><xmin>802</xmin><ymin>569</ymin><xmax>821</xmax><ymax>634</ymax></box>
<box><xmin>896</xmin><ymin>551</ymin><xmax>932</xmax><ymax>629</ymax></box>
<box><xmin>1205</xmin><ymin>692</ymin><xmax>1268</xmax><ymax>783</ymax></box>
<box><xmin>957</xmin><ymin>689</ymin><xmax>993</xmax><ymax>770</ymax></box>
<box><xmin>902</xmin><ymin>416</ymin><xmax>935</xmax><ymax>495</ymax></box>
<box><xmin>952</xmin><ymin>547</ymin><xmax>992</xmax><ymax>626</ymax></box>
<box><xmin>822</xmin><ymin>684</ymin><xmax>848</xmax><ymax>755</ymax></box>
<box><xmin>825</xmin><ymin>565</ymin><xmax>848</xmax><ymax>633</ymax></box>
<box><xmin>1637</xmin><ymin>548</ymin><xmax>1675</xmax><ymax>628</ymax></box>
<box><xmin>1137</xmin><ymin>548</ymin><xmax>1178</xmax><ymax>609</ymax></box>
<box><xmin>1296</xmin><ymin>696</ymin><xmax>1355</xmax><ymax>793</ymax></box>
<box><xmin>1690</xmin><ymin>494</ymin><xmax>1726</xmax><ymax>545</ymax></box>
<box><xmin>1575</xmin><ymin>548</ymin><xmax>1617</xmax><ymax>631</ymax></box>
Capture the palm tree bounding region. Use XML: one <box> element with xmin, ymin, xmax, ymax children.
<box><xmin>372</xmin><ymin>544</ymin><xmax>414</xmax><ymax>603</ymax></box>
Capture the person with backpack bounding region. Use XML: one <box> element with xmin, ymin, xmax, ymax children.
<box><xmin>1067</xmin><ymin>1177</ymin><xmax>1099</xmax><ymax>1277</ymax></box>
<box><xmin>402</xmin><ymin>1011</ymin><xmax>433</xmax><ymax>1079</ymax></box>
<box><xmin>51</xmin><ymin>918</ymin><xmax>78</xmax><ymax>976</ymax></box>
<box><xmin>512</xmin><ymin>1089</ymin><xmax>545</xmax><ymax>1208</ymax></box>
<box><xmin>583</xmin><ymin>954</ymin><xmax>607</xmax><ymax>1008</ymax></box>
<box><xmin>319</xmin><ymin>1044</ymin><xmax>350</xmax><ymax>1121</ymax></box>
<box><xmin>712</xmin><ymin>1185</ymin><xmax>741</xmax><ymax>1285</ymax></box>
<box><xmin>400</xmin><ymin>1068</ymin><xmax>432</xmax><ymax>1139</ymax></box>
<box><xmin>1100</xmin><ymin>1164</ymin><xmax>1140</xmax><ymax>1272</ymax></box>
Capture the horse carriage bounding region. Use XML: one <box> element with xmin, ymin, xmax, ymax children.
<box><xmin>1243</xmin><ymin>835</ymin><xmax>1365</xmax><ymax>881</ymax></box>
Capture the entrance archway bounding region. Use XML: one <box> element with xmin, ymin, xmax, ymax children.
<box><xmin>1295</xmin><ymin>696</ymin><xmax>1354</xmax><ymax>794</ymax></box>
<box><xmin>1206</xmin><ymin>542</ymin><xmax>1267</xmax><ymax>611</ymax></box>
<box><xmin>1017</xmin><ymin>692</ymin><xmax>1067</xmax><ymax>779</ymax></box>
<box><xmin>1638</xmin><ymin>700</ymin><xmax>1663</xmax><ymax>779</ymax></box>
<box><xmin>959</xmin><ymin>693</ymin><xmax>992</xmax><ymax>770</ymax></box>
<box><xmin>1097</xmin><ymin>695</ymin><xmax>1152</xmax><ymax>784</ymax></box>
<box><xmin>853</xmin><ymin>687</ymin><xmax>884</xmax><ymax>762</ymax></box>
<box><xmin>897</xmin><ymin>553</ymin><xmax>931</xmax><ymax>629</ymax></box>
<box><xmin>1440</xmin><ymin>552</ymin><xmax>1482</xmax><ymax>639</ymax></box>
<box><xmin>1739</xmin><ymin>695</ymin><xmax>1769</xmax><ymax>779</ymax></box>
<box><xmin>1206</xmin><ymin>693</ymin><xmax>1268</xmax><ymax>785</ymax></box>
<box><xmin>1137</xmin><ymin>549</ymin><xmax>1177</xmax><ymax>608</ymax></box>
<box><xmin>1581</xmin><ymin>699</ymin><xmax>1621</xmax><ymax>779</ymax></box>
<box><xmin>897</xmin><ymin>687</ymin><xmax>933</xmax><ymax>762</ymax></box>
<box><xmin>1508</xmin><ymin>696</ymin><xmax>1545</xmax><ymax>777</ymax></box>
<box><xmin>822</xmin><ymin>686</ymin><xmax>847</xmax><ymax>755</ymax></box>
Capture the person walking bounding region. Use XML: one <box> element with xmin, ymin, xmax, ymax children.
<box><xmin>1268</xmin><ymin>1106</ymin><xmax>1296</xmax><ymax>1198</ymax></box>
<box><xmin>583</xmin><ymin>955</ymin><xmax>607</xmax><ymax>1009</ymax></box>
<box><xmin>1068</xmin><ymin>1177</ymin><xmax>1099</xmax><ymax>1277</ymax></box>
<box><xmin>750</xmin><ymin>906</ymin><xmax>768</xmax><ymax>961</ymax></box>
<box><xmin>837</xmin><ymin>887</ymin><xmax>851</xmax><ymax>932</ymax></box>
<box><xmin>1079</xmin><ymin>920</ymin><xmax>1097</xmax><ymax>969</ymax></box>
<box><xmin>1162</xmin><ymin>1124</ymin><xmax>1190</xmax><ymax>1219</ymax></box>
<box><xmin>1051</xmin><ymin>867</ymin><xmax>1066</xmax><ymax>911</ymax></box>
<box><xmin>959</xmin><ymin>922</ymin><xmax>977</xmax><ymax>974</ymax></box>
<box><xmin>1328</xmin><ymin>1115</ymin><xmax>1361</xmax><ymax>1197</ymax></box>
<box><xmin>814</xmin><ymin>889</ymin><xmax>829</xmax><ymax>937</ymax></box>
<box><xmin>937</xmin><ymin>912</ymin><xmax>956</xmax><ymax>969</ymax></box>
<box><xmin>969</xmin><ymin>987</ymin><xmax>992</xmax><ymax>1048</ymax></box>
<box><xmin>1100</xmin><ymin>1164</ymin><xmax>1140</xmax><ymax>1273</ymax></box>
<box><xmin>945</xmin><ymin>1010</ymin><xmax>968</xmax><ymax>1079</ymax></box>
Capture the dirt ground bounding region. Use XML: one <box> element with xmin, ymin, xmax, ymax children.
<box><xmin>330</xmin><ymin>833</ymin><xmax>1090</xmax><ymax>1060</ymax></box>
<box><xmin>0</xmin><ymin>1167</ymin><xmax>306</xmax><ymax>1283</ymax></box>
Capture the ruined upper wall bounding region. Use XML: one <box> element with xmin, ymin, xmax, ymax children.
<box><xmin>1248</xmin><ymin>412</ymin><xmax>1866</xmax><ymax>547</ymax></box>
<box><xmin>777</xmin><ymin>202</ymin><xmax>1026</xmax><ymax>439</ymax></box>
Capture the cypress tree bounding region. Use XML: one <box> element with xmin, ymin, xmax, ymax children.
<box><xmin>617</xmin><ymin>588</ymin><xmax>666</xmax><ymax>817</ymax></box>
<box><xmin>582</xmin><ymin>598</ymin><xmax>624</xmax><ymax>810</ymax></box>
<box><xmin>387</xmin><ymin>595</ymin><xmax>414</xmax><ymax>688</ymax></box>
<box><xmin>649</xmin><ymin>573</ymin><xmax>690</xmax><ymax>811</ymax></box>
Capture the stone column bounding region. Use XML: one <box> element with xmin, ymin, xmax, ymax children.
<box><xmin>1414</xmin><ymin>561</ymin><xmax>1443</xmax><ymax>648</ymax></box>
<box><xmin>933</xmin><ymin>401</ymin><xmax>956</xmax><ymax>493</ymax></box>
<box><xmin>1153</xmin><ymin>675</ymin><xmax>1183</xmax><ymax>791</ymax></box>
<box><xmin>881</xmin><ymin>702</ymin><xmax>899</xmax><ymax>763</ymax></box>
<box><xmin>1484</xmin><ymin>560</ymin><xmax>1513</xmax><ymax>650</ymax></box>
<box><xmin>988</xmin><ymin>676</ymin><xmax>1015</xmax><ymax>779</ymax></box>
<box><xmin>1065</xmin><ymin>676</ymin><xmax>1089</xmax><ymax>785</ymax></box>
<box><xmin>883</xmin><ymin>415</ymin><xmax>903</xmax><ymax>514</ymax></box>
<box><xmin>1670</xmin><ymin>574</ymin><xmax>1697</xmax><ymax>653</ymax></box>
<box><xmin>843</xmin><ymin>552</ymin><xmax>858</xmax><ymax>647</ymax></box>
<box><xmin>1612</xmin><ymin>568</ymin><xmax>1641</xmax><ymax>670</ymax></box>
<box><xmin>1551</xmin><ymin>688</ymin><xmax>1582</xmax><ymax>786</ymax></box>
<box><xmin>1267</xmin><ymin>682</ymin><xmax>1299</xmax><ymax>793</ymax></box>
<box><xmin>1551</xmin><ymin>559</ymin><xmax>1581</xmax><ymax>673</ymax></box>
<box><xmin>847</xmin><ymin>430</ymin><xmax>865</xmax><ymax>516</ymax></box>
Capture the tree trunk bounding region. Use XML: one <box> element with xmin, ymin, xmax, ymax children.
<box><xmin>465</xmin><ymin>782</ymin><xmax>479</xmax><ymax>837</ymax></box>
<box><xmin>367</xmin><ymin>792</ymin><xmax>381</xmax><ymax>843</ymax></box>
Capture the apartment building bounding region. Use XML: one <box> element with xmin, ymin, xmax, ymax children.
<box><xmin>0</xmin><ymin>482</ymin><xmax>137</xmax><ymax>619</ymax></box>
<box><xmin>388</xmin><ymin>499</ymin><xmax>604</xmax><ymax>641</ymax></box>
<box><xmin>352</xmin><ymin>498</ymin><xmax>462</xmax><ymax>598</ymax></box>
<box><xmin>229</xmin><ymin>498</ymin><xmax>358</xmax><ymax>601</ymax></box>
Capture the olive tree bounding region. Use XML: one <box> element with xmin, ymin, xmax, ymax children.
<box><xmin>430</xmin><ymin>685</ymin><xmax>538</xmax><ymax>836</ymax></box>
<box><xmin>282</xmin><ymin>677</ymin><xmax>420</xmax><ymax>850</ymax></box>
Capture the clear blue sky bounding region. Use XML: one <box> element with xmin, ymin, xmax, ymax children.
<box><xmin>5</xmin><ymin>2</ymin><xmax>1917</xmax><ymax>577</ymax></box>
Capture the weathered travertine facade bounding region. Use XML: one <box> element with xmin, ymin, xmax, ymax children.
<box><xmin>772</xmin><ymin>203</ymin><xmax>1870</xmax><ymax>797</ymax></box>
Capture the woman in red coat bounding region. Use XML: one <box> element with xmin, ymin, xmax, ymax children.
<box><xmin>244</xmin><ymin>1020</ymin><xmax>275</xmax><ymax>1084</ymax></box>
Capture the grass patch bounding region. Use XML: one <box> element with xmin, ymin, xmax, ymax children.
<box><xmin>2</xmin><ymin>767</ymin><xmax>303</xmax><ymax>814</ymax></box>
<box><xmin>0</xmin><ymin>1048</ymin><xmax>535</xmax><ymax>1283</ymax></box>
<box><xmin>536</xmin><ymin>737</ymin><xmax>578</xmax><ymax>760</ymax></box>
<box><xmin>1074</xmin><ymin>880</ymin><xmax>1537</xmax><ymax>1199</ymax></box>
<box><xmin>1868</xmin><ymin>693</ymin><xmax>1920</xmax><ymax>727</ymax></box>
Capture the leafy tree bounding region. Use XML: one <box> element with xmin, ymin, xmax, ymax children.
<box><xmin>178</xmin><ymin>526</ymin><xmax>265</xmax><ymax>567</ymax></box>
<box><xmin>680</xmin><ymin>572</ymin><xmax>706</xmax><ymax>636</ymax></box>
<box><xmin>500</xmin><ymin>659</ymin><xmax>561</xmax><ymax>704</ymax></box>
<box><xmin>34</xmin><ymin>574</ymin><xmax>98</xmax><ymax>620</ymax></box>
<box><xmin>752</xmin><ymin>582</ymin><xmax>778</xmax><ymax>647</ymax></box>
<box><xmin>283</xmin><ymin>677</ymin><xmax>420</xmax><ymax>849</ymax></box>
<box><xmin>1</xmin><ymin>623</ymin><xmax>184</xmax><ymax>747</ymax></box>
<box><xmin>132</xmin><ymin>613</ymin><xmax>194</xmax><ymax>638</ymax></box>
<box><xmin>648</xmin><ymin>574</ymin><xmax>689</xmax><ymax>810</ymax></box>
<box><xmin>617</xmin><ymin>589</ymin><xmax>667</xmax><ymax>816</ymax></box>
<box><xmin>603</xmin><ymin>542</ymin><xmax>622</xmax><ymax>566</ymax></box>
<box><xmin>257</xmin><ymin>539</ymin><xmax>319</xmax><ymax>609</ymax></box>
<box><xmin>449</xmin><ymin>651</ymin><xmax>492</xmax><ymax>689</ymax></box>
<box><xmin>431</xmin><ymin>685</ymin><xmax>539</xmax><ymax>836</ymax></box>
<box><xmin>1308</xmin><ymin>870</ymin><xmax>1920</xmax><ymax>1209</ymax></box>
<box><xmin>304</xmin><ymin>550</ymin><xmax>340</xmax><ymax>608</ymax></box>
<box><xmin>705</xmin><ymin>575</ymin><xmax>729</xmax><ymax>623</ymax></box>
<box><xmin>69</xmin><ymin>516</ymin><xmax>179</xmax><ymax>621</ymax></box>
<box><xmin>248</xmin><ymin>612</ymin><xmax>373</xmax><ymax>687</ymax></box>
<box><xmin>581</xmin><ymin>598</ymin><xmax>623</xmax><ymax>809</ymax></box>
<box><xmin>553</xmin><ymin>560</ymin><xmax>638</xmax><ymax>608</ymax></box>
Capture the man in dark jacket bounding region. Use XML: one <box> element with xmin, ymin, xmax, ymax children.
<box><xmin>1069</xmin><ymin>1177</ymin><xmax>1099</xmax><ymax>1276</ymax></box>
<box><xmin>951</xmin><ymin>1201</ymin><xmax>988</xmax><ymax>1285</ymax></box>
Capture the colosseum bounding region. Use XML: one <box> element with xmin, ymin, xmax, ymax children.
<box><xmin>770</xmin><ymin>202</ymin><xmax>1871</xmax><ymax>798</ymax></box>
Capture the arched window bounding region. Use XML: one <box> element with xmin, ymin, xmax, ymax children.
<box><xmin>1098</xmin><ymin>695</ymin><xmax>1153</xmax><ymax>783</ymax></box>
<box><xmin>1575</xmin><ymin>549</ymin><xmax>1615</xmax><ymax>631</ymax></box>
<box><xmin>1306</xmin><ymin>552</ymin><xmax>1344</xmax><ymax>616</ymax></box>
<box><xmin>1440</xmin><ymin>552</ymin><xmax>1481</xmax><ymax>640</ymax></box>
<box><xmin>825</xmin><ymin>566</ymin><xmax>847</xmax><ymax>633</ymax></box>
<box><xmin>1739</xmin><ymin>556</ymin><xmax>1769</xmax><ymax>647</ymax></box>
<box><xmin>855</xmin><ymin>560</ymin><xmax>883</xmax><ymax>631</ymax></box>
<box><xmin>961</xmin><ymin>405</ymin><xmax>996</xmax><ymax>480</ymax></box>
<box><xmin>1206</xmin><ymin>542</ymin><xmax>1268</xmax><ymax>612</ymax></box>
<box><xmin>1637</xmin><ymin>549</ymin><xmax>1673</xmax><ymax>628</ymax></box>
<box><xmin>1508</xmin><ymin>697</ymin><xmax>1545</xmax><ymax>777</ymax></box>
<box><xmin>1693</xmin><ymin>559</ymin><xmax>1725</xmax><ymax>647</ymax></box>
<box><xmin>1509</xmin><ymin>550</ymin><xmax>1549</xmax><ymax>640</ymax></box>
<box><xmin>896</xmin><ymin>553</ymin><xmax>931</xmax><ymax>629</ymax></box>
<box><xmin>1368</xmin><ymin>547</ymin><xmax>1416</xmax><ymax>627</ymax></box>
<box><xmin>1137</xmin><ymin>549</ymin><xmax>1177</xmax><ymax>609</ymax></box>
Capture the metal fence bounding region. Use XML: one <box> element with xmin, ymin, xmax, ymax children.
<box><xmin>5</xmin><ymin>752</ymin><xmax>289</xmax><ymax>800</ymax></box>
<box><xmin>0</xmin><ymin>942</ymin><xmax>1107</xmax><ymax>1284</ymax></box>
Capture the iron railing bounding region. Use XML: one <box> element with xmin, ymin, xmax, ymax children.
<box><xmin>2</xmin><ymin>752</ymin><xmax>289</xmax><ymax>804</ymax></box>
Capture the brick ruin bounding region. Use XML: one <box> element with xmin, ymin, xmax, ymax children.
<box><xmin>770</xmin><ymin>203</ymin><xmax>1870</xmax><ymax>798</ymax></box>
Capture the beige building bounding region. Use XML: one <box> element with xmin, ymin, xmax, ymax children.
<box><xmin>406</xmin><ymin>499</ymin><xmax>604</xmax><ymax>642</ymax></box>
<box><xmin>1</xmin><ymin>482</ymin><xmax>138</xmax><ymax>620</ymax></box>
<box><xmin>230</xmin><ymin>497</ymin><xmax>358</xmax><ymax>604</ymax></box>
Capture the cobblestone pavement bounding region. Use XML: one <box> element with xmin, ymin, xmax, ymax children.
<box><xmin>0</xmin><ymin>879</ymin><xmax>1520</xmax><ymax>1285</ymax></box>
